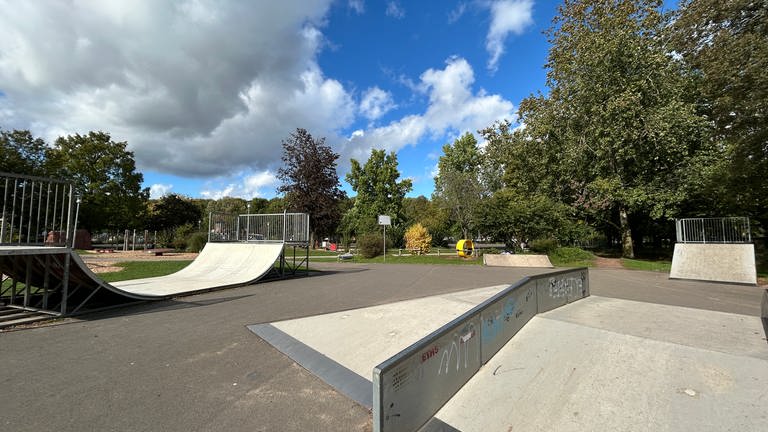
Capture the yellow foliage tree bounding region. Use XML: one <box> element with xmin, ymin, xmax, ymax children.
<box><xmin>404</xmin><ymin>223</ymin><xmax>432</xmax><ymax>255</ymax></box>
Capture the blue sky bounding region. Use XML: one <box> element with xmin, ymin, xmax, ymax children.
<box><xmin>0</xmin><ymin>1</ymin><xmax>668</xmax><ymax>201</ymax></box>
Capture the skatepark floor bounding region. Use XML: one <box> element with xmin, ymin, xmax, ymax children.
<box><xmin>0</xmin><ymin>263</ymin><xmax>765</xmax><ymax>432</ymax></box>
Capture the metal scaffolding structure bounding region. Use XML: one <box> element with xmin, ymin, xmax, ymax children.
<box><xmin>208</xmin><ymin>211</ymin><xmax>311</xmax><ymax>279</ymax></box>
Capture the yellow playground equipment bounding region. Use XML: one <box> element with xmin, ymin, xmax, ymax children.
<box><xmin>456</xmin><ymin>239</ymin><xmax>474</xmax><ymax>258</ymax></box>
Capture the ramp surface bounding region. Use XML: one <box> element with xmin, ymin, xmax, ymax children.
<box><xmin>0</xmin><ymin>243</ymin><xmax>284</xmax><ymax>314</ymax></box>
<box><xmin>251</xmin><ymin>290</ymin><xmax>768</xmax><ymax>431</ymax></box>
<box><xmin>111</xmin><ymin>242</ymin><xmax>284</xmax><ymax>296</ymax></box>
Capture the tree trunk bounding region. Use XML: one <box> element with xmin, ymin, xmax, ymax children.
<box><xmin>619</xmin><ymin>207</ymin><xmax>634</xmax><ymax>258</ymax></box>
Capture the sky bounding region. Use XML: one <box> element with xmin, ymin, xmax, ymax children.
<box><xmin>0</xmin><ymin>0</ymin><xmax>572</xmax><ymax>200</ymax></box>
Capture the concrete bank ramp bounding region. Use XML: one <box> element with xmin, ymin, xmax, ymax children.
<box><xmin>251</xmin><ymin>292</ymin><xmax>768</xmax><ymax>431</ymax></box>
<box><xmin>483</xmin><ymin>253</ymin><xmax>553</xmax><ymax>268</ymax></box>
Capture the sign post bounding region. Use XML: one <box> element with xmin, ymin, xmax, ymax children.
<box><xmin>378</xmin><ymin>215</ymin><xmax>391</xmax><ymax>263</ymax></box>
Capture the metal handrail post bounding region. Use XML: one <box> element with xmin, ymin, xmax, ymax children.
<box><xmin>207</xmin><ymin>212</ymin><xmax>212</xmax><ymax>242</ymax></box>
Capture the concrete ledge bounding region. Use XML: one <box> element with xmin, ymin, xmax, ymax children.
<box><xmin>483</xmin><ymin>253</ymin><xmax>553</xmax><ymax>268</ymax></box>
<box><xmin>670</xmin><ymin>243</ymin><xmax>757</xmax><ymax>285</ymax></box>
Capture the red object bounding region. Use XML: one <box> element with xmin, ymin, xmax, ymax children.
<box><xmin>330</xmin><ymin>243</ymin><xmax>337</xmax><ymax>251</ymax></box>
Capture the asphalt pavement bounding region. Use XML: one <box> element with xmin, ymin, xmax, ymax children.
<box><xmin>0</xmin><ymin>262</ymin><xmax>764</xmax><ymax>432</ymax></box>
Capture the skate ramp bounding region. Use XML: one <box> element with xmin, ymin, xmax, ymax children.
<box><xmin>483</xmin><ymin>253</ymin><xmax>553</xmax><ymax>268</ymax></box>
<box><xmin>0</xmin><ymin>242</ymin><xmax>285</xmax><ymax>318</ymax></box>
<box><xmin>111</xmin><ymin>242</ymin><xmax>285</xmax><ymax>296</ymax></box>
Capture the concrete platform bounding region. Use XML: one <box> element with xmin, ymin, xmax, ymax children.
<box><xmin>483</xmin><ymin>253</ymin><xmax>553</xmax><ymax>268</ymax></box>
<box><xmin>252</xmin><ymin>288</ymin><xmax>768</xmax><ymax>431</ymax></box>
<box><xmin>670</xmin><ymin>243</ymin><xmax>757</xmax><ymax>285</ymax></box>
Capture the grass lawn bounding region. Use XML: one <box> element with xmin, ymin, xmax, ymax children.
<box><xmin>621</xmin><ymin>258</ymin><xmax>672</xmax><ymax>272</ymax></box>
<box><xmin>548</xmin><ymin>247</ymin><xmax>596</xmax><ymax>268</ymax></box>
<box><xmin>99</xmin><ymin>261</ymin><xmax>193</xmax><ymax>282</ymax></box>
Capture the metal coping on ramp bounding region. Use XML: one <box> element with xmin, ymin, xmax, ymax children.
<box><xmin>372</xmin><ymin>268</ymin><xmax>589</xmax><ymax>432</ymax></box>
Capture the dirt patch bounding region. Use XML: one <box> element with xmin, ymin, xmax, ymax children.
<box><xmin>594</xmin><ymin>257</ymin><xmax>624</xmax><ymax>269</ymax></box>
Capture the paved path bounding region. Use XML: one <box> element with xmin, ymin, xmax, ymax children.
<box><xmin>0</xmin><ymin>263</ymin><xmax>764</xmax><ymax>432</ymax></box>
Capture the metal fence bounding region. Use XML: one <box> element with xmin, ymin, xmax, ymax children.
<box><xmin>208</xmin><ymin>212</ymin><xmax>309</xmax><ymax>244</ymax></box>
<box><xmin>675</xmin><ymin>217</ymin><xmax>751</xmax><ymax>244</ymax></box>
<box><xmin>1</xmin><ymin>172</ymin><xmax>77</xmax><ymax>247</ymax></box>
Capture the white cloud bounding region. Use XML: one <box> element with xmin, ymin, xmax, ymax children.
<box><xmin>448</xmin><ymin>2</ymin><xmax>468</xmax><ymax>24</ymax></box>
<box><xmin>486</xmin><ymin>0</ymin><xmax>534</xmax><ymax>72</ymax></box>
<box><xmin>0</xmin><ymin>0</ymin><xmax>355</xmax><ymax>179</ymax></box>
<box><xmin>386</xmin><ymin>1</ymin><xmax>405</xmax><ymax>19</ymax></box>
<box><xmin>348</xmin><ymin>0</ymin><xmax>365</xmax><ymax>14</ymax></box>
<box><xmin>360</xmin><ymin>87</ymin><xmax>396</xmax><ymax>121</ymax></box>
<box><xmin>200</xmin><ymin>170</ymin><xmax>278</xmax><ymax>199</ymax></box>
<box><xmin>149</xmin><ymin>183</ymin><xmax>174</xmax><ymax>199</ymax></box>
<box><xmin>342</xmin><ymin>57</ymin><xmax>514</xmax><ymax>163</ymax></box>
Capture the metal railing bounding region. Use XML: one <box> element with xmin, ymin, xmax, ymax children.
<box><xmin>675</xmin><ymin>217</ymin><xmax>751</xmax><ymax>244</ymax></box>
<box><xmin>1</xmin><ymin>172</ymin><xmax>76</xmax><ymax>247</ymax></box>
<box><xmin>208</xmin><ymin>212</ymin><xmax>309</xmax><ymax>244</ymax></box>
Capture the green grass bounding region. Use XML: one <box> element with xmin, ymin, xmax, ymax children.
<box><xmin>620</xmin><ymin>258</ymin><xmax>672</xmax><ymax>272</ymax></box>
<box><xmin>549</xmin><ymin>247</ymin><xmax>596</xmax><ymax>268</ymax></box>
<box><xmin>343</xmin><ymin>254</ymin><xmax>482</xmax><ymax>265</ymax></box>
<box><xmin>99</xmin><ymin>260</ymin><xmax>193</xmax><ymax>282</ymax></box>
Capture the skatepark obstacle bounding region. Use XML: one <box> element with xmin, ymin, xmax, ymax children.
<box><xmin>671</xmin><ymin>217</ymin><xmax>756</xmax><ymax>284</ymax></box>
<box><xmin>1</xmin><ymin>173</ymin><xmax>310</xmax><ymax>326</ymax></box>
<box><xmin>372</xmin><ymin>268</ymin><xmax>589</xmax><ymax>432</ymax></box>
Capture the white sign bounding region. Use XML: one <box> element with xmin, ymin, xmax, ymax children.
<box><xmin>378</xmin><ymin>215</ymin><xmax>391</xmax><ymax>226</ymax></box>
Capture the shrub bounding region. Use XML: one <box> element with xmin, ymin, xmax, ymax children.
<box><xmin>357</xmin><ymin>232</ymin><xmax>387</xmax><ymax>258</ymax></box>
<box><xmin>404</xmin><ymin>223</ymin><xmax>432</xmax><ymax>255</ymax></box>
<box><xmin>530</xmin><ymin>238</ymin><xmax>559</xmax><ymax>254</ymax></box>
<box><xmin>187</xmin><ymin>232</ymin><xmax>207</xmax><ymax>252</ymax></box>
<box><xmin>549</xmin><ymin>247</ymin><xmax>595</xmax><ymax>266</ymax></box>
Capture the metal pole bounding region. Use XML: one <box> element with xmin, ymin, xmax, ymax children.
<box><xmin>72</xmin><ymin>196</ymin><xmax>81</xmax><ymax>249</ymax></box>
<box><xmin>18</xmin><ymin>180</ymin><xmax>26</xmax><ymax>244</ymax></box>
<box><xmin>283</xmin><ymin>210</ymin><xmax>287</xmax><ymax>243</ymax></box>
<box><xmin>246</xmin><ymin>204</ymin><xmax>251</xmax><ymax>241</ymax></box>
<box><xmin>132</xmin><ymin>229</ymin><xmax>136</xmax><ymax>251</ymax></box>
<box><xmin>207</xmin><ymin>212</ymin><xmax>212</xmax><ymax>242</ymax></box>
<box><xmin>1</xmin><ymin>177</ymin><xmax>8</xmax><ymax>243</ymax></box>
<box><xmin>383</xmin><ymin>224</ymin><xmax>386</xmax><ymax>263</ymax></box>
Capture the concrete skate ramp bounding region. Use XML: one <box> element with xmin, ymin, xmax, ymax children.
<box><xmin>111</xmin><ymin>242</ymin><xmax>285</xmax><ymax>297</ymax></box>
<box><xmin>483</xmin><ymin>253</ymin><xmax>553</xmax><ymax>268</ymax></box>
<box><xmin>670</xmin><ymin>243</ymin><xmax>757</xmax><ymax>285</ymax></box>
<box><xmin>250</xmin><ymin>290</ymin><xmax>768</xmax><ymax>432</ymax></box>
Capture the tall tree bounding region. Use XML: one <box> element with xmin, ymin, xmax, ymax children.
<box><xmin>506</xmin><ymin>0</ymin><xmax>707</xmax><ymax>257</ymax></box>
<box><xmin>433</xmin><ymin>132</ymin><xmax>485</xmax><ymax>239</ymax></box>
<box><xmin>343</xmin><ymin>149</ymin><xmax>412</xmax><ymax>237</ymax></box>
<box><xmin>0</xmin><ymin>129</ymin><xmax>48</xmax><ymax>176</ymax></box>
<box><xmin>47</xmin><ymin>131</ymin><xmax>149</xmax><ymax>231</ymax></box>
<box><xmin>148</xmin><ymin>194</ymin><xmax>202</xmax><ymax>232</ymax></box>
<box><xmin>671</xmin><ymin>0</ymin><xmax>768</xmax><ymax>225</ymax></box>
<box><xmin>277</xmin><ymin>128</ymin><xmax>345</xmax><ymax>246</ymax></box>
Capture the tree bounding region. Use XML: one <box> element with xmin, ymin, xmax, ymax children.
<box><xmin>433</xmin><ymin>132</ymin><xmax>485</xmax><ymax>239</ymax></box>
<box><xmin>148</xmin><ymin>194</ymin><xmax>202</xmax><ymax>231</ymax></box>
<box><xmin>503</xmin><ymin>0</ymin><xmax>707</xmax><ymax>258</ymax></box>
<box><xmin>404</xmin><ymin>223</ymin><xmax>432</xmax><ymax>254</ymax></box>
<box><xmin>403</xmin><ymin>196</ymin><xmax>451</xmax><ymax>246</ymax></box>
<box><xmin>475</xmin><ymin>189</ymin><xmax>571</xmax><ymax>250</ymax></box>
<box><xmin>671</xmin><ymin>0</ymin><xmax>768</xmax><ymax>225</ymax></box>
<box><xmin>0</xmin><ymin>129</ymin><xmax>48</xmax><ymax>176</ymax></box>
<box><xmin>278</xmin><ymin>128</ymin><xmax>345</xmax><ymax>246</ymax></box>
<box><xmin>47</xmin><ymin>131</ymin><xmax>149</xmax><ymax>231</ymax></box>
<box><xmin>343</xmin><ymin>149</ymin><xmax>412</xmax><ymax>238</ymax></box>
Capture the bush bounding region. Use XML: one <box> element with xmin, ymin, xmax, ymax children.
<box><xmin>187</xmin><ymin>232</ymin><xmax>207</xmax><ymax>252</ymax></box>
<box><xmin>529</xmin><ymin>238</ymin><xmax>559</xmax><ymax>254</ymax></box>
<box><xmin>357</xmin><ymin>232</ymin><xmax>388</xmax><ymax>258</ymax></box>
<box><xmin>404</xmin><ymin>223</ymin><xmax>432</xmax><ymax>255</ymax></box>
<box><xmin>549</xmin><ymin>247</ymin><xmax>595</xmax><ymax>266</ymax></box>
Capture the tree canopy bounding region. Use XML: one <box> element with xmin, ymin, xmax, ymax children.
<box><xmin>343</xmin><ymin>149</ymin><xmax>412</xmax><ymax>237</ymax></box>
<box><xmin>277</xmin><ymin>128</ymin><xmax>345</xmax><ymax>243</ymax></box>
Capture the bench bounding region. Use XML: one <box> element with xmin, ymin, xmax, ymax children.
<box><xmin>147</xmin><ymin>248</ymin><xmax>174</xmax><ymax>256</ymax></box>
